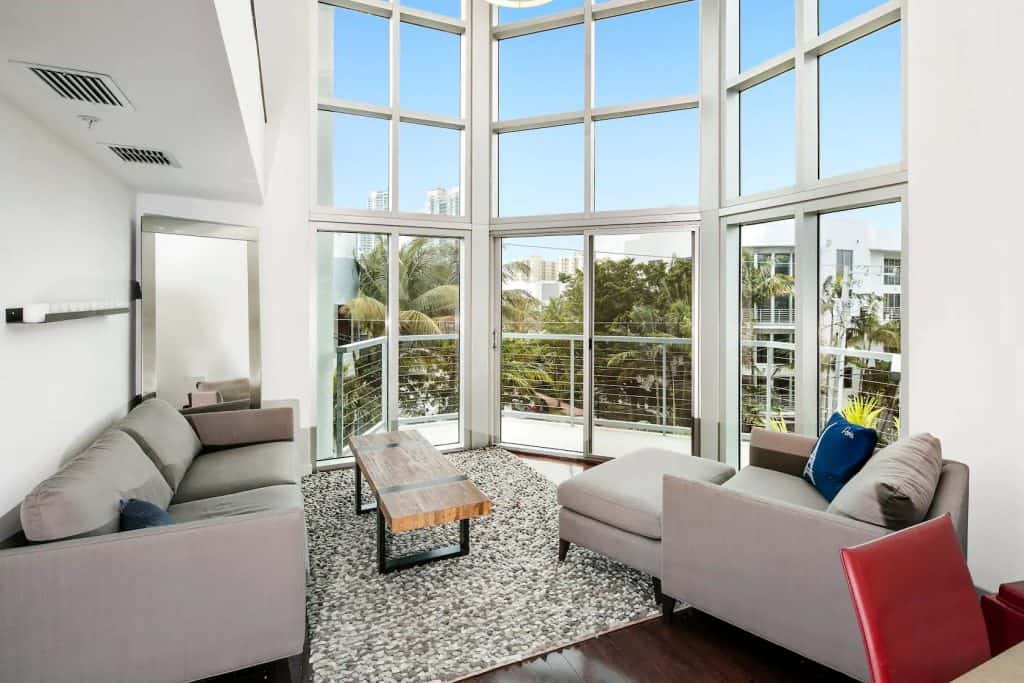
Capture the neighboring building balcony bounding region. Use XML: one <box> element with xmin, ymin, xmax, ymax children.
<box><xmin>744</xmin><ymin>307</ymin><xmax>796</xmax><ymax>325</ymax></box>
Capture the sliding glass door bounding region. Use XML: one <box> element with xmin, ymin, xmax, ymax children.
<box><xmin>496</xmin><ymin>227</ymin><xmax>696</xmax><ymax>459</ymax></box>
<box><xmin>498</xmin><ymin>235</ymin><xmax>585</xmax><ymax>454</ymax></box>
<box><xmin>316</xmin><ymin>230</ymin><xmax>465</xmax><ymax>464</ymax></box>
<box><xmin>591</xmin><ymin>231</ymin><xmax>695</xmax><ymax>457</ymax></box>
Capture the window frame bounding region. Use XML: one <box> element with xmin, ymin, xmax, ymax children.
<box><xmin>491</xmin><ymin>0</ymin><xmax>702</xmax><ymax>225</ymax></box>
<box><xmin>723</xmin><ymin>0</ymin><xmax>905</xmax><ymax>206</ymax></box>
<box><xmin>314</xmin><ymin>0</ymin><xmax>471</xmax><ymax>223</ymax></box>
<box><xmin>720</xmin><ymin>186</ymin><xmax>908</xmax><ymax>468</ymax></box>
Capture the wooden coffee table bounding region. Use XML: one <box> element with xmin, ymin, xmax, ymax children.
<box><xmin>349</xmin><ymin>430</ymin><xmax>492</xmax><ymax>574</ymax></box>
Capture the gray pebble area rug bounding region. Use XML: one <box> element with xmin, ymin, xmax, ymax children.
<box><xmin>302</xmin><ymin>447</ymin><xmax>658</xmax><ymax>683</ymax></box>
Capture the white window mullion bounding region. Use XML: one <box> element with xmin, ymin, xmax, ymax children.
<box><xmin>795</xmin><ymin>0</ymin><xmax>818</xmax><ymax>186</ymax></box>
<box><xmin>583</xmin><ymin>2</ymin><xmax>595</xmax><ymax>216</ymax></box>
<box><xmin>794</xmin><ymin>209</ymin><xmax>818</xmax><ymax>436</ymax></box>
<box><xmin>389</xmin><ymin>8</ymin><xmax>401</xmax><ymax>212</ymax></box>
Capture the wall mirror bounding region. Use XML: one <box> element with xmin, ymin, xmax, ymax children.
<box><xmin>140</xmin><ymin>215</ymin><xmax>261</xmax><ymax>413</ymax></box>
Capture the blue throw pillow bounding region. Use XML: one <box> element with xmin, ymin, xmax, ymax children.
<box><xmin>803</xmin><ymin>413</ymin><xmax>878</xmax><ymax>502</ymax></box>
<box><xmin>119</xmin><ymin>498</ymin><xmax>173</xmax><ymax>531</ymax></box>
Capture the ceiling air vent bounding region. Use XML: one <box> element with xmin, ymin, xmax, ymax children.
<box><xmin>106</xmin><ymin>145</ymin><xmax>179</xmax><ymax>168</ymax></box>
<box><xmin>15</xmin><ymin>62</ymin><xmax>132</xmax><ymax>109</ymax></box>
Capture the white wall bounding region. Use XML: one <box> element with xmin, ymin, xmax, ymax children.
<box><xmin>907</xmin><ymin>0</ymin><xmax>1024</xmax><ymax>590</ymax></box>
<box><xmin>0</xmin><ymin>95</ymin><xmax>133</xmax><ymax>541</ymax></box>
<box><xmin>153</xmin><ymin>233</ymin><xmax>250</xmax><ymax>408</ymax></box>
<box><xmin>214</xmin><ymin>0</ymin><xmax>266</xmax><ymax>196</ymax></box>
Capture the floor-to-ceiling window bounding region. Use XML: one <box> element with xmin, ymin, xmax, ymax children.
<box><xmin>723</xmin><ymin>0</ymin><xmax>905</xmax><ymax>468</ymax></box>
<box><xmin>309</xmin><ymin>0</ymin><xmax>907</xmax><ymax>466</ymax></box>
<box><xmin>313</xmin><ymin>0</ymin><xmax>471</xmax><ymax>463</ymax></box>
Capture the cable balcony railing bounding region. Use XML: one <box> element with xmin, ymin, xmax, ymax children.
<box><xmin>739</xmin><ymin>337</ymin><xmax>902</xmax><ymax>446</ymax></box>
<box><xmin>332</xmin><ymin>333</ymin><xmax>460</xmax><ymax>454</ymax></box>
<box><xmin>743</xmin><ymin>307</ymin><xmax>796</xmax><ymax>325</ymax></box>
<box><xmin>500</xmin><ymin>331</ymin><xmax>694</xmax><ymax>437</ymax></box>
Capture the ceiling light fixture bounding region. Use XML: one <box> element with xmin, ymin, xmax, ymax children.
<box><xmin>484</xmin><ymin>0</ymin><xmax>553</xmax><ymax>8</ymax></box>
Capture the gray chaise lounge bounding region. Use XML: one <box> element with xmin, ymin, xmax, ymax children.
<box><xmin>0</xmin><ymin>398</ymin><xmax>307</xmax><ymax>683</ymax></box>
<box><xmin>558</xmin><ymin>430</ymin><xmax>969</xmax><ymax>682</ymax></box>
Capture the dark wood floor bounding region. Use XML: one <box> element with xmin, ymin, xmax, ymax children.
<box><xmin>206</xmin><ymin>607</ymin><xmax>852</xmax><ymax>683</ymax></box>
<box><xmin>205</xmin><ymin>453</ymin><xmax>854</xmax><ymax>683</ymax></box>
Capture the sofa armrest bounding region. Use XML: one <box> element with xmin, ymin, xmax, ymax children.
<box><xmin>661</xmin><ymin>474</ymin><xmax>886</xmax><ymax>681</ymax></box>
<box><xmin>186</xmin><ymin>406</ymin><xmax>294</xmax><ymax>449</ymax></box>
<box><xmin>748</xmin><ymin>428</ymin><xmax>816</xmax><ymax>477</ymax></box>
<box><xmin>0</xmin><ymin>508</ymin><xmax>306</xmax><ymax>683</ymax></box>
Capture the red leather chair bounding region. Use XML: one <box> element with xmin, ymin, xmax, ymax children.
<box><xmin>981</xmin><ymin>581</ymin><xmax>1024</xmax><ymax>655</ymax></box>
<box><xmin>840</xmin><ymin>514</ymin><xmax>991</xmax><ymax>683</ymax></box>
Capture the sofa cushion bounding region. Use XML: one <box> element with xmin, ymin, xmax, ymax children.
<box><xmin>118</xmin><ymin>398</ymin><xmax>202</xmax><ymax>490</ymax></box>
<box><xmin>557</xmin><ymin>448</ymin><xmax>735</xmax><ymax>539</ymax></box>
<box><xmin>803</xmin><ymin>412</ymin><xmax>877</xmax><ymax>502</ymax></box>
<box><xmin>827</xmin><ymin>433</ymin><xmax>943</xmax><ymax>530</ymax></box>
<box><xmin>172</xmin><ymin>441</ymin><xmax>298</xmax><ymax>504</ymax></box>
<box><xmin>20</xmin><ymin>430</ymin><xmax>173</xmax><ymax>541</ymax></box>
<box><xmin>168</xmin><ymin>484</ymin><xmax>303</xmax><ymax>524</ymax></box>
<box><xmin>723</xmin><ymin>466</ymin><xmax>829</xmax><ymax>512</ymax></box>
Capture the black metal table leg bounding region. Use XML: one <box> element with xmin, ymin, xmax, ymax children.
<box><xmin>354</xmin><ymin>463</ymin><xmax>377</xmax><ymax>515</ymax></box>
<box><xmin>376</xmin><ymin>516</ymin><xmax>473</xmax><ymax>574</ymax></box>
<box><xmin>376</xmin><ymin>504</ymin><xmax>386</xmax><ymax>574</ymax></box>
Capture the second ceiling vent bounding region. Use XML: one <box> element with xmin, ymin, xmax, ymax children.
<box><xmin>106</xmin><ymin>145</ymin><xmax>179</xmax><ymax>167</ymax></box>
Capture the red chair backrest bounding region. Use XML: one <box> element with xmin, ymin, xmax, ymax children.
<box><xmin>840</xmin><ymin>514</ymin><xmax>990</xmax><ymax>683</ymax></box>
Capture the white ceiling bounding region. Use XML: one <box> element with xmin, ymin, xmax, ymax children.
<box><xmin>0</xmin><ymin>0</ymin><xmax>264</xmax><ymax>203</ymax></box>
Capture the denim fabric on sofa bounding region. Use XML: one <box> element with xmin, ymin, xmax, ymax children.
<box><xmin>0</xmin><ymin>398</ymin><xmax>307</xmax><ymax>683</ymax></box>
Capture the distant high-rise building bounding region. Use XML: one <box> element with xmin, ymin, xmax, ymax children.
<box><xmin>425</xmin><ymin>186</ymin><xmax>460</xmax><ymax>216</ymax></box>
<box><xmin>356</xmin><ymin>233</ymin><xmax>378</xmax><ymax>258</ymax></box>
<box><xmin>558</xmin><ymin>253</ymin><xmax>583</xmax><ymax>277</ymax></box>
<box><xmin>526</xmin><ymin>255</ymin><xmax>558</xmax><ymax>282</ymax></box>
<box><xmin>367</xmin><ymin>189</ymin><xmax>389</xmax><ymax>211</ymax></box>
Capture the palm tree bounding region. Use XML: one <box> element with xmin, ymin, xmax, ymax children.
<box><xmin>346</xmin><ymin>237</ymin><xmax>460</xmax><ymax>335</ymax></box>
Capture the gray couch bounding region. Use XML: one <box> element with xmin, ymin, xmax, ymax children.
<box><xmin>0</xmin><ymin>398</ymin><xmax>307</xmax><ymax>683</ymax></box>
<box><xmin>558</xmin><ymin>429</ymin><xmax>969</xmax><ymax>682</ymax></box>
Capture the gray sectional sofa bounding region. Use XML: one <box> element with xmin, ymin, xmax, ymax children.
<box><xmin>0</xmin><ymin>398</ymin><xmax>307</xmax><ymax>683</ymax></box>
<box><xmin>558</xmin><ymin>428</ymin><xmax>969</xmax><ymax>682</ymax></box>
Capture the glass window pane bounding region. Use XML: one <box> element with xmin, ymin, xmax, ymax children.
<box><xmin>740</xmin><ymin>220</ymin><xmax>797</xmax><ymax>463</ymax></box>
<box><xmin>498</xmin><ymin>26</ymin><xmax>583</xmax><ymax>120</ymax></box>
<box><xmin>740</xmin><ymin>0</ymin><xmax>795</xmax><ymax>72</ymax></box>
<box><xmin>317</xmin><ymin>112</ymin><xmax>389</xmax><ymax>210</ymax></box>
<box><xmin>499</xmin><ymin>124</ymin><xmax>583</xmax><ymax>216</ymax></box>
<box><xmin>498</xmin><ymin>0</ymin><xmax>580</xmax><ymax>24</ymax></box>
<box><xmin>595</xmin><ymin>110</ymin><xmax>698</xmax><ymax>211</ymax></box>
<box><xmin>398</xmin><ymin>236</ymin><xmax>463</xmax><ymax>447</ymax></box>
<box><xmin>499</xmin><ymin>235</ymin><xmax>585</xmax><ymax>453</ymax></box>
<box><xmin>401</xmin><ymin>0</ymin><xmax>461</xmax><ymax>18</ymax></box>
<box><xmin>399</xmin><ymin>123</ymin><xmax>461</xmax><ymax>215</ymax></box>
<box><xmin>317</xmin><ymin>5</ymin><xmax>389</xmax><ymax>105</ymax></box>
<box><xmin>819</xmin><ymin>23</ymin><xmax>902</xmax><ymax>178</ymax></box>
<box><xmin>819</xmin><ymin>203</ymin><xmax>902</xmax><ymax>447</ymax></box>
<box><xmin>592</xmin><ymin>232</ymin><xmax>694</xmax><ymax>457</ymax></box>
<box><xmin>819</xmin><ymin>0</ymin><xmax>886</xmax><ymax>33</ymax></box>
<box><xmin>740</xmin><ymin>70</ymin><xmax>795</xmax><ymax>195</ymax></box>
<box><xmin>316</xmin><ymin>232</ymin><xmax>389</xmax><ymax>461</ymax></box>
<box><xmin>594</xmin><ymin>4</ymin><xmax>699</xmax><ymax>107</ymax></box>
<box><xmin>400</xmin><ymin>22</ymin><xmax>461</xmax><ymax>117</ymax></box>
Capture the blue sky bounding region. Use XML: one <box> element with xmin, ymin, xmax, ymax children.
<box><xmin>323</xmin><ymin>1</ymin><xmax>899</xmax><ymax>213</ymax></box>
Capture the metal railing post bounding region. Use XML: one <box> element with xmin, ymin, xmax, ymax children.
<box><xmin>569</xmin><ymin>339</ymin><xmax>575</xmax><ymax>424</ymax></box>
<box><xmin>661</xmin><ymin>342</ymin><xmax>668</xmax><ymax>431</ymax></box>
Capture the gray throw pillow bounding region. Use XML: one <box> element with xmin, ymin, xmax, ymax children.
<box><xmin>20</xmin><ymin>430</ymin><xmax>173</xmax><ymax>542</ymax></box>
<box><xmin>118</xmin><ymin>398</ymin><xmax>202</xmax><ymax>490</ymax></box>
<box><xmin>827</xmin><ymin>433</ymin><xmax>943</xmax><ymax>530</ymax></box>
